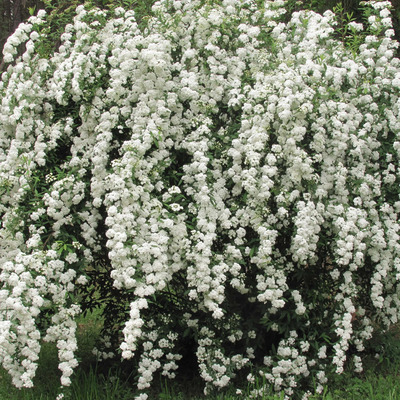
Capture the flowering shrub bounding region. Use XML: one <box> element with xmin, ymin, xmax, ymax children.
<box><xmin>1</xmin><ymin>0</ymin><xmax>400</xmax><ymax>398</ymax></box>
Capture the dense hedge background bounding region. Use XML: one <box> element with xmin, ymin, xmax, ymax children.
<box><xmin>2</xmin><ymin>1</ymin><xmax>400</xmax><ymax>399</ymax></box>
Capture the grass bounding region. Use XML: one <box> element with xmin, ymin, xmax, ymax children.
<box><xmin>314</xmin><ymin>371</ymin><xmax>400</xmax><ymax>400</ymax></box>
<box><xmin>1</xmin><ymin>313</ymin><xmax>400</xmax><ymax>400</ymax></box>
<box><xmin>308</xmin><ymin>363</ymin><xmax>400</xmax><ymax>400</ymax></box>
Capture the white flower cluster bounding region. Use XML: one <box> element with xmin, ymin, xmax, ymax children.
<box><xmin>1</xmin><ymin>10</ymin><xmax>46</xmax><ymax>64</ymax></box>
<box><xmin>1</xmin><ymin>0</ymin><xmax>400</xmax><ymax>397</ymax></box>
<box><xmin>136</xmin><ymin>323</ymin><xmax>181</xmax><ymax>396</ymax></box>
<box><xmin>260</xmin><ymin>332</ymin><xmax>313</xmax><ymax>397</ymax></box>
<box><xmin>0</xmin><ymin>249</ymin><xmax>79</xmax><ymax>388</ymax></box>
<box><xmin>196</xmin><ymin>325</ymin><xmax>250</xmax><ymax>395</ymax></box>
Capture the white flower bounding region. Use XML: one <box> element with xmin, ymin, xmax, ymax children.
<box><xmin>170</xmin><ymin>203</ymin><xmax>183</xmax><ymax>212</ymax></box>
